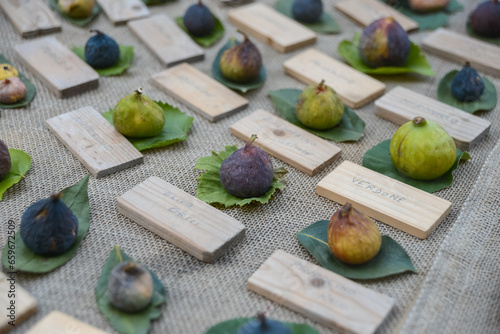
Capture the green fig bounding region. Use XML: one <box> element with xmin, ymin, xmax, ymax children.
<box><xmin>295</xmin><ymin>80</ymin><xmax>343</xmax><ymax>130</ymax></box>
<box><xmin>390</xmin><ymin>117</ymin><xmax>456</xmax><ymax>181</ymax></box>
<box><xmin>220</xmin><ymin>31</ymin><xmax>262</xmax><ymax>83</ymax></box>
<box><xmin>58</xmin><ymin>0</ymin><xmax>95</xmax><ymax>19</ymax></box>
<box><xmin>409</xmin><ymin>0</ymin><xmax>449</xmax><ymax>12</ymax></box>
<box><xmin>112</xmin><ymin>87</ymin><xmax>165</xmax><ymax>138</ymax></box>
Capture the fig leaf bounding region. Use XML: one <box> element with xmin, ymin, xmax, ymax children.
<box><xmin>73</xmin><ymin>45</ymin><xmax>134</xmax><ymax>76</ymax></box>
<box><xmin>206</xmin><ymin>317</ymin><xmax>319</xmax><ymax>334</ymax></box>
<box><xmin>274</xmin><ymin>0</ymin><xmax>340</xmax><ymax>34</ymax></box>
<box><xmin>0</xmin><ymin>149</ymin><xmax>31</xmax><ymax>201</ymax></box>
<box><xmin>0</xmin><ymin>54</ymin><xmax>36</xmax><ymax>109</ymax></box>
<box><xmin>48</xmin><ymin>0</ymin><xmax>101</xmax><ymax>26</ymax></box>
<box><xmin>176</xmin><ymin>16</ymin><xmax>225</xmax><ymax>47</ymax></box>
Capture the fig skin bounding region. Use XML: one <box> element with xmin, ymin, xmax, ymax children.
<box><xmin>295</xmin><ymin>80</ymin><xmax>343</xmax><ymax>130</ymax></box>
<box><xmin>292</xmin><ymin>0</ymin><xmax>323</xmax><ymax>23</ymax></box>
<box><xmin>0</xmin><ymin>77</ymin><xmax>27</xmax><ymax>104</ymax></box>
<box><xmin>327</xmin><ymin>203</ymin><xmax>382</xmax><ymax>265</ymax></box>
<box><xmin>358</xmin><ymin>17</ymin><xmax>411</xmax><ymax>68</ymax></box>
<box><xmin>390</xmin><ymin>117</ymin><xmax>457</xmax><ymax>181</ymax></box>
<box><xmin>58</xmin><ymin>0</ymin><xmax>95</xmax><ymax>19</ymax></box>
<box><xmin>20</xmin><ymin>192</ymin><xmax>79</xmax><ymax>256</ymax></box>
<box><xmin>451</xmin><ymin>62</ymin><xmax>485</xmax><ymax>102</ymax></box>
<box><xmin>238</xmin><ymin>313</ymin><xmax>292</xmax><ymax>334</ymax></box>
<box><xmin>219</xmin><ymin>135</ymin><xmax>274</xmax><ymax>198</ymax></box>
<box><xmin>85</xmin><ymin>30</ymin><xmax>120</xmax><ymax>69</ymax></box>
<box><xmin>0</xmin><ymin>64</ymin><xmax>19</xmax><ymax>81</ymax></box>
<box><xmin>183</xmin><ymin>0</ymin><xmax>215</xmax><ymax>37</ymax></box>
<box><xmin>469</xmin><ymin>0</ymin><xmax>500</xmax><ymax>38</ymax></box>
<box><xmin>220</xmin><ymin>31</ymin><xmax>262</xmax><ymax>83</ymax></box>
<box><xmin>409</xmin><ymin>0</ymin><xmax>450</xmax><ymax>12</ymax></box>
<box><xmin>0</xmin><ymin>139</ymin><xmax>11</xmax><ymax>181</ymax></box>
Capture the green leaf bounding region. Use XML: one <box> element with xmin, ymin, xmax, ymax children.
<box><xmin>274</xmin><ymin>0</ymin><xmax>340</xmax><ymax>34</ymax></box>
<box><xmin>1</xmin><ymin>174</ymin><xmax>90</xmax><ymax>273</ymax></box>
<box><xmin>102</xmin><ymin>101</ymin><xmax>194</xmax><ymax>151</ymax></box>
<box><xmin>466</xmin><ymin>21</ymin><xmax>500</xmax><ymax>46</ymax></box>
<box><xmin>49</xmin><ymin>0</ymin><xmax>101</xmax><ymax>26</ymax></box>
<box><xmin>362</xmin><ymin>139</ymin><xmax>470</xmax><ymax>193</ymax></box>
<box><xmin>338</xmin><ymin>33</ymin><xmax>435</xmax><ymax>76</ymax></box>
<box><xmin>268</xmin><ymin>89</ymin><xmax>365</xmax><ymax>142</ymax></box>
<box><xmin>0</xmin><ymin>54</ymin><xmax>36</xmax><ymax>109</ymax></box>
<box><xmin>0</xmin><ymin>149</ymin><xmax>31</xmax><ymax>201</ymax></box>
<box><xmin>175</xmin><ymin>16</ymin><xmax>225</xmax><ymax>47</ymax></box>
<box><xmin>142</xmin><ymin>0</ymin><xmax>177</xmax><ymax>5</ymax></box>
<box><xmin>72</xmin><ymin>45</ymin><xmax>135</xmax><ymax>76</ymax></box>
<box><xmin>212</xmin><ymin>39</ymin><xmax>266</xmax><ymax>93</ymax></box>
<box><xmin>297</xmin><ymin>220</ymin><xmax>417</xmax><ymax>280</ymax></box>
<box><xmin>206</xmin><ymin>317</ymin><xmax>319</xmax><ymax>334</ymax></box>
<box><xmin>95</xmin><ymin>246</ymin><xmax>167</xmax><ymax>334</ymax></box>
<box><xmin>194</xmin><ymin>146</ymin><xmax>285</xmax><ymax>207</ymax></box>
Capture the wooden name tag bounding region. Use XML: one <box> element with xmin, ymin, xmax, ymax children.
<box><xmin>248</xmin><ymin>250</ymin><xmax>394</xmax><ymax>334</ymax></box>
<box><xmin>26</xmin><ymin>311</ymin><xmax>106</xmax><ymax>334</ymax></box>
<box><xmin>316</xmin><ymin>161</ymin><xmax>452</xmax><ymax>239</ymax></box>
<box><xmin>1</xmin><ymin>272</ymin><xmax>37</xmax><ymax>333</ymax></box>
<box><xmin>128</xmin><ymin>14</ymin><xmax>204</xmax><ymax>67</ymax></box>
<box><xmin>46</xmin><ymin>106</ymin><xmax>143</xmax><ymax>178</ymax></box>
<box><xmin>118</xmin><ymin>177</ymin><xmax>246</xmax><ymax>263</ymax></box>
<box><xmin>422</xmin><ymin>28</ymin><xmax>500</xmax><ymax>76</ymax></box>
<box><xmin>230</xmin><ymin>110</ymin><xmax>341</xmax><ymax>176</ymax></box>
<box><xmin>284</xmin><ymin>48</ymin><xmax>386</xmax><ymax>109</ymax></box>
<box><xmin>375</xmin><ymin>86</ymin><xmax>491</xmax><ymax>151</ymax></box>
<box><xmin>15</xmin><ymin>37</ymin><xmax>98</xmax><ymax>98</ymax></box>
<box><xmin>152</xmin><ymin>63</ymin><xmax>249</xmax><ymax>122</ymax></box>
<box><xmin>227</xmin><ymin>3</ymin><xmax>316</xmax><ymax>53</ymax></box>
<box><xmin>97</xmin><ymin>0</ymin><xmax>150</xmax><ymax>25</ymax></box>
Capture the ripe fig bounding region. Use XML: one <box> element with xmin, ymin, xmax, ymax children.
<box><xmin>58</xmin><ymin>0</ymin><xmax>95</xmax><ymax>19</ymax></box>
<box><xmin>238</xmin><ymin>313</ymin><xmax>292</xmax><ymax>334</ymax></box>
<box><xmin>469</xmin><ymin>0</ymin><xmax>500</xmax><ymax>38</ymax></box>
<box><xmin>0</xmin><ymin>64</ymin><xmax>18</xmax><ymax>81</ymax></box>
<box><xmin>220</xmin><ymin>31</ymin><xmax>262</xmax><ymax>83</ymax></box>
<box><xmin>409</xmin><ymin>0</ymin><xmax>449</xmax><ymax>12</ymax></box>
<box><xmin>85</xmin><ymin>30</ymin><xmax>120</xmax><ymax>69</ymax></box>
<box><xmin>390</xmin><ymin>117</ymin><xmax>456</xmax><ymax>181</ymax></box>
<box><xmin>112</xmin><ymin>87</ymin><xmax>165</xmax><ymax>138</ymax></box>
<box><xmin>0</xmin><ymin>139</ymin><xmax>11</xmax><ymax>181</ymax></box>
<box><xmin>292</xmin><ymin>0</ymin><xmax>323</xmax><ymax>23</ymax></box>
<box><xmin>183</xmin><ymin>0</ymin><xmax>215</xmax><ymax>37</ymax></box>
<box><xmin>219</xmin><ymin>135</ymin><xmax>274</xmax><ymax>198</ymax></box>
<box><xmin>107</xmin><ymin>261</ymin><xmax>154</xmax><ymax>313</ymax></box>
<box><xmin>451</xmin><ymin>62</ymin><xmax>485</xmax><ymax>102</ymax></box>
<box><xmin>295</xmin><ymin>80</ymin><xmax>343</xmax><ymax>130</ymax></box>
<box><xmin>0</xmin><ymin>77</ymin><xmax>27</xmax><ymax>104</ymax></box>
<box><xmin>20</xmin><ymin>192</ymin><xmax>79</xmax><ymax>256</ymax></box>
<box><xmin>358</xmin><ymin>17</ymin><xmax>411</xmax><ymax>68</ymax></box>
<box><xmin>327</xmin><ymin>203</ymin><xmax>382</xmax><ymax>265</ymax></box>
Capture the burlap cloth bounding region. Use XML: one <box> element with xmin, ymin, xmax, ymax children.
<box><xmin>1</xmin><ymin>0</ymin><xmax>499</xmax><ymax>333</ymax></box>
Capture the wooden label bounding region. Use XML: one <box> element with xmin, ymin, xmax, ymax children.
<box><xmin>375</xmin><ymin>86</ymin><xmax>491</xmax><ymax>151</ymax></box>
<box><xmin>97</xmin><ymin>0</ymin><xmax>150</xmax><ymax>25</ymax></box>
<box><xmin>128</xmin><ymin>14</ymin><xmax>204</xmax><ymax>67</ymax></box>
<box><xmin>26</xmin><ymin>311</ymin><xmax>107</xmax><ymax>334</ymax></box>
<box><xmin>227</xmin><ymin>3</ymin><xmax>316</xmax><ymax>53</ymax></box>
<box><xmin>230</xmin><ymin>110</ymin><xmax>341</xmax><ymax>176</ymax></box>
<box><xmin>118</xmin><ymin>177</ymin><xmax>246</xmax><ymax>263</ymax></box>
<box><xmin>248</xmin><ymin>250</ymin><xmax>394</xmax><ymax>334</ymax></box>
<box><xmin>422</xmin><ymin>28</ymin><xmax>500</xmax><ymax>76</ymax></box>
<box><xmin>46</xmin><ymin>106</ymin><xmax>143</xmax><ymax>178</ymax></box>
<box><xmin>284</xmin><ymin>48</ymin><xmax>386</xmax><ymax>109</ymax></box>
<box><xmin>1</xmin><ymin>272</ymin><xmax>37</xmax><ymax>333</ymax></box>
<box><xmin>15</xmin><ymin>37</ymin><xmax>98</xmax><ymax>98</ymax></box>
<box><xmin>316</xmin><ymin>161</ymin><xmax>452</xmax><ymax>239</ymax></box>
<box><xmin>152</xmin><ymin>63</ymin><xmax>249</xmax><ymax>122</ymax></box>
<box><xmin>334</xmin><ymin>0</ymin><xmax>418</xmax><ymax>32</ymax></box>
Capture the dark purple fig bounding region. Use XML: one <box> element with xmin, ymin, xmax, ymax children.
<box><xmin>358</xmin><ymin>17</ymin><xmax>411</xmax><ymax>68</ymax></box>
<box><xmin>219</xmin><ymin>135</ymin><xmax>273</xmax><ymax>198</ymax></box>
<box><xmin>469</xmin><ymin>0</ymin><xmax>500</xmax><ymax>38</ymax></box>
<box><xmin>183</xmin><ymin>0</ymin><xmax>215</xmax><ymax>37</ymax></box>
<box><xmin>0</xmin><ymin>139</ymin><xmax>11</xmax><ymax>181</ymax></box>
<box><xmin>220</xmin><ymin>31</ymin><xmax>262</xmax><ymax>83</ymax></box>
<box><xmin>451</xmin><ymin>62</ymin><xmax>485</xmax><ymax>102</ymax></box>
<box><xmin>292</xmin><ymin>0</ymin><xmax>323</xmax><ymax>23</ymax></box>
<box><xmin>85</xmin><ymin>30</ymin><xmax>120</xmax><ymax>69</ymax></box>
<box><xmin>238</xmin><ymin>313</ymin><xmax>292</xmax><ymax>334</ymax></box>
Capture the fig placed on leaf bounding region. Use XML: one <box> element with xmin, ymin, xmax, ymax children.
<box><xmin>292</xmin><ymin>0</ymin><xmax>323</xmax><ymax>23</ymax></box>
<box><xmin>238</xmin><ymin>313</ymin><xmax>292</xmax><ymax>334</ymax></box>
<box><xmin>409</xmin><ymin>0</ymin><xmax>450</xmax><ymax>12</ymax></box>
<box><xmin>0</xmin><ymin>64</ymin><xmax>18</xmax><ymax>81</ymax></box>
<box><xmin>0</xmin><ymin>77</ymin><xmax>27</xmax><ymax>104</ymax></box>
<box><xmin>220</xmin><ymin>31</ymin><xmax>262</xmax><ymax>83</ymax></box>
<box><xmin>58</xmin><ymin>0</ymin><xmax>95</xmax><ymax>19</ymax></box>
<box><xmin>0</xmin><ymin>139</ymin><xmax>11</xmax><ymax>181</ymax></box>
<box><xmin>85</xmin><ymin>30</ymin><xmax>120</xmax><ymax>69</ymax></box>
<box><xmin>451</xmin><ymin>62</ymin><xmax>485</xmax><ymax>102</ymax></box>
<box><xmin>183</xmin><ymin>0</ymin><xmax>215</xmax><ymax>37</ymax></box>
<box><xmin>469</xmin><ymin>0</ymin><xmax>500</xmax><ymax>38</ymax></box>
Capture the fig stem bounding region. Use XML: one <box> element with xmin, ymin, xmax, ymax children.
<box><xmin>340</xmin><ymin>203</ymin><xmax>352</xmax><ymax>217</ymax></box>
<box><xmin>464</xmin><ymin>61</ymin><xmax>471</xmax><ymax>68</ymax></box>
<box><xmin>257</xmin><ymin>313</ymin><xmax>266</xmax><ymax>327</ymax></box>
<box><xmin>135</xmin><ymin>87</ymin><xmax>143</xmax><ymax>95</ymax></box>
<box><xmin>237</xmin><ymin>29</ymin><xmax>249</xmax><ymax>42</ymax></box>
<box><xmin>89</xmin><ymin>29</ymin><xmax>103</xmax><ymax>35</ymax></box>
<box><xmin>244</xmin><ymin>134</ymin><xmax>258</xmax><ymax>151</ymax></box>
<box><xmin>50</xmin><ymin>192</ymin><xmax>62</xmax><ymax>201</ymax></box>
<box><xmin>115</xmin><ymin>245</ymin><xmax>123</xmax><ymax>263</ymax></box>
<box><xmin>197</xmin><ymin>0</ymin><xmax>202</xmax><ymax>6</ymax></box>
<box><xmin>412</xmin><ymin>116</ymin><xmax>426</xmax><ymax>126</ymax></box>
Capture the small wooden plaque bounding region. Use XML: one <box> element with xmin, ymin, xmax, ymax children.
<box><xmin>97</xmin><ymin>0</ymin><xmax>149</xmax><ymax>25</ymax></box>
<box><xmin>375</xmin><ymin>86</ymin><xmax>491</xmax><ymax>151</ymax></box>
<box><xmin>0</xmin><ymin>272</ymin><xmax>38</xmax><ymax>333</ymax></box>
<box><xmin>152</xmin><ymin>63</ymin><xmax>249</xmax><ymax>122</ymax></box>
<box><xmin>118</xmin><ymin>177</ymin><xmax>246</xmax><ymax>263</ymax></box>
<box><xmin>422</xmin><ymin>28</ymin><xmax>500</xmax><ymax>76</ymax></box>
<box><xmin>227</xmin><ymin>3</ymin><xmax>316</xmax><ymax>53</ymax></box>
<box><xmin>26</xmin><ymin>311</ymin><xmax>106</xmax><ymax>334</ymax></box>
<box><xmin>284</xmin><ymin>48</ymin><xmax>386</xmax><ymax>109</ymax></box>
<box><xmin>334</xmin><ymin>0</ymin><xmax>418</xmax><ymax>32</ymax></box>
<box><xmin>15</xmin><ymin>37</ymin><xmax>98</xmax><ymax>98</ymax></box>
<box><xmin>230</xmin><ymin>110</ymin><xmax>341</xmax><ymax>176</ymax></box>
<box><xmin>46</xmin><ymin>106</ymin><xmax>143</xmax><ymax>178</ymax></box>
<box><xmin>248</xmin><ymin>250</ymin><xmax>394</xmax><ymax>334</ymax></box>
<box><xmin>0</xmin><ymin>0</ymin><xmax>62</xmax><ymax>38</ymax></box>
<box><xmin>316</xmin><ymin>161</ymin><xmax>452</xmax><ymax>239</ymax></box>
<box><xmin>128</xmin><ymin>14</ymin><xmax>204</xmax><ymax>67</ymax></box>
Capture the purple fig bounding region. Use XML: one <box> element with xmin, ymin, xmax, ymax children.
<box><xmin>183</xmin><ymin>0</ymin><xmax>215</xmax><ymax>37</ymax></box>
<box><xmin>451</xmin><ymin>62</ymin><xmax>485</xmax><ymax>102</ymax></box>
<box><xmin>220</xmin><ymin>31</ymin><xmax>262</xmax><ymax>83</ymax></box>
<box><xmin>469</xmin><ymin>0</ymin><xmax>500</xmax><ymax>38</ymax></box>
<box><xmin>292</xmin><ymin>0</ymin><xmax>323</xmax><ymax>23</ymax></box>
<box><xmin>0</xmin><ymin>139</ymin><xmax>11</xmax><ymax>181</ymax></box>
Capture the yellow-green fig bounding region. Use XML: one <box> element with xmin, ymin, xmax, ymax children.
<box><xmin>0</xmin><ymin>64</ymin><xmax>18</xmax><ymax>81</ymax></box>
<box><xmin>112</xmin><ymin>87</ymin><xmax>165</xmax><ymax>138</ymax></box>
<box><xmin>390</xmin><ymin>117</ymin><xmax>456</xmax><ymax>180</ymax></box>
<box><xmin>58</xmin><ymin>0</ymin><xmax>95</xmax><ymax>19</ymax></box>
<box><xmin>220</xmin><ymin>31</ymin><xmax>262</xmax><ymax>83</ymax></box>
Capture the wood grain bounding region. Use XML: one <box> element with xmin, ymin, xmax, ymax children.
<box><xmin>152</xmin><ymin>63</ymin><xmax>248</xmax><ymax>122</ymax></box>
<box><xmin>375</xmin><ymin>86</ymin><xmax>491</xmax><ymax>151</ymax></box>
<box><xmin>284</xmin><ymin>48</ymin><xmax>386</xmax><ymax>109</ymax></box>
<box><xmin>248</xmin><ymin>250</ymin><xmax>394</xmax><ymax>334</ymax></box>
<box><xmin>97</xmin><ymin>0</ymin><xmax>149</xmax><ymax>25</ymax></box>
<box><xmin>26</xmin><ymin>311</ymin><xmax>107</xmax><ymax>334</ymax></box>
<box><xmin>118</xmin><ymin>177</ymin><xmax>246</xmax><ymax>263</ymax></box>
<box><xmin>0</xmin><ymin>272</ymin><xmax>37</xmax><ymax>333</ymax></box>
<box><xmin>0</xmin><ymin>0</ymin><xmax>62</xmax><ymax>37</ymax></box>
<box><xmin>46</xmin><ymin>106</ymin><xmax>144</xmax><ymax>178</ymax></box>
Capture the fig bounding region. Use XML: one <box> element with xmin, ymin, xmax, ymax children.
<box><xmin>85</xmin><ymin>30</ymin><xmax>120</xmax><ymax>69</ymax></box>
<box><xmin>0</xmin><ymin>139</ymin><xmax>11</xmax><ymax>181</ymax></box>
<box><xmin>327</xmin><ymin>203</ymin><xmax>382</xmax><ymax>265</ymax></box>
<box><xmin>112</xmin><ymin>87</ymin><xmax>165</xmax><ymax>138</ymax></box>
<box><xmin>219</xmin><ymin>135</ymin><xmax>274</xmax><ymax>198</ymax></box>
<box><xmin>451</xmin><ymin>62</ymin><xmax>485</xmax><ymax>102</ymax></box>
<box><xmin>390</xmin><ymin>117</ymin><xmax>456</xmax><ymax>181</ymax></box>
<box><xmin>409</xmin><ymin>0</ymin><xmax>449</xmax><ymax>12</ymax></box>
<box><xmin>358</xmin><ymin>17</ymin><xmax>411</xmax><ymax>68</ymax></box>
<box><xmin>292</xmin><ymin>0</ymin><xmax>323</xmax><ymax>23</ymax></box>
<box><xmin>0</xmin><ymin>77</ymin><xmax>27</xmax><ymax>104</ymax></box>
<box><xmin>220</xmin><ymin>31</ymin><xmax>262</xmax><ymax>83</ymax></box>
<box><xmin>58</xmin><ymin>0</ymin><xmax>95</xmax><ymax>19</ymax></box>
<box><xmin>20</xmin><ymin>192</ymin><xmax>79</xmax><ymax>256</ymax></box>
<box><xmin>107</xmin><ymin>261</ymin><xmax>154</xmax><ymax>313</ymax></box>
<box><xmin>469</xmin><ymin>0</ymin><xmax>500</xmax><ymax>38</ymax></box>
<box><xmin>0</xmin><ymin>64</ymin><xmax>18</xmax><ymax>81</ymax></box>
<box><xmin>183</xmin><ymin>0</ymin><xmax>215</xmax><ymax>37</ymax></box>
<box><xmin>295</xmin><ymin>80</ymin><xmax>343</xmax><ymax>130</ymax></box>
<box><xmin>238</xmin><ymin>313</ymin><xmax>291</xmax><ymax>334</ymax></box>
